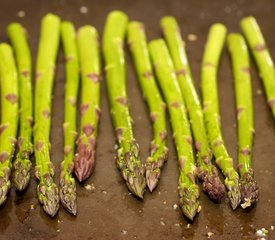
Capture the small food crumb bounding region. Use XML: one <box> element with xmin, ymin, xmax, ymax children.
<box><xmin>174</xmin><ymin>223</ymin><xmax>180</xmax><ymax>227</ymax></box>
<box><xmin>84</xmin><ymin>183</ymin><xmax>95</xmax><ymax>192</ymax></box>
<box><xmin>207</xmin><ymin>232</ymin><xmax>214</xmax><ymax>238</ymax></box>
<box><xmin>30</xmin><ymin>204</ymin><xmax>35</xmax><ymax>210</ymax></box>
<box><xmin>122</xmin><ymin>229</ymin><xmax>127</xmax><ymax>235</ymax></box>
<box><xmin>138</xmin><ymin>209</ymin><xmax>143</xmax><ymax>213</ymax></box>
<box><xmin>102</xmin><ymin>190</ymin><xmax>107</xmax><ymax>194</ymax></box>
<box><xmin>173</xmin><ymin>204</ymin><xmax>178</xmax><ymax>210</ymax></box>
<box><xmin>17</xmin><ymin>10</ymin><xmax>26</xmax><ymax>18</ymax></box>
<box><xmin>197</xmin><ymin>205</ymin><xmax>202</xmax><ymax>213</ymax></box>
<box><xmin>158</xmin><ymin>191</ymin><xmax>161</xmax><ymax>195</ymax></box>
<box><xmin>88</xmin><ymin>220</ymin><xmax>92</xmax><ymax>225</ymax></box>
<box><xmin>57</xmin><ymin>229</ymin><xmax>60</xmax><ymax>233</ymax></box>
<box><xmin>57</xmin><ymin>219</ymin><xmax>61</xmax><ymax>224</ymax></box>
<box><xmin>128</xmin><ymin>192</ymin><xmax>132</xmax><ymax>196</ymax></box>
<box><xmin>163</xmin><ymin>200</ymin><xmax>167</xmax><ymax>205</ymax></box>
<box><xmin>270</xmin><ymin>225</ymin><xmax>274</xmax><ymax>230</ymax></box>
<box><xmin>80</xmin><ymin>6</ymin><xmax>88</xmax><ymax>14</ymax></box>
<box><xmin>160</xmin><ymin>221</ymin><xmax>166</xmax><ymax>226</ymax></box>
<box><xmin>29</xmin><ymin>228</ymin><xmax>32</xmax><ymax>232</ymax></box>
<box><xmin>187</xmin><ymin>34</ymin><xmax>198</xmax><ymax>42</ymax></box>
<box><xmin>256</xmin><ymin>89</ymin><xmax>262</xmax><ymax>95</ymax></box>
<box><xmin>187</xmin><ymin>224</ymin><xmax>190</xmax><ymax>229</ymax></box>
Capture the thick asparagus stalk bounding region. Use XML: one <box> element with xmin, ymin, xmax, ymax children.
<box><xmin>201</xmin><ymin>24</ymin><xmax>241</xmax><ymax>210</ymax></box>
<box><xmin>149</xmin><ymin>39</ymin><xmax>200</xmax><ymax>221</ymax></box>
<box><xmin>75</xmin><ymin>25</ymin><xmax>101</xmax><ymax>182</ymax></box>
<box><xmin>59</xmin><ymin>21</ymin><xmax>79</xmax><ymax>215</ymax></box>
<box><xmin>161</xmin><ymin>16</ymin><xmax>225</xmax><ymax>201</ymax></box>
<box><xmin>7</xmin><ymin>23</ymin><xmax>33</xmax><ymax>192</ymax></box>
<box><xmin>0</xmin><ymin>44</ymin><xmax>19</xmax><ymax>205</ymax></box>
<box><xmin>241</xmin><ymin>17</ymin><xmax>275</xmax><ymax>119</ymax></box>
<box><xmin>103</xmin><ymin>11</ymin><xmax>146</xmax><ymax>198</ymax></box>
<box><xmin>227</xmin><ymin>33</ymin><xmax>259</xmax><ymax>208</ymax></box>
<box><xmin>127</xmin><ymin>22</ymin><xmax>168</xmax><ymax>192</ymax></box>
<box><xmin>34</xmin><ymin>14</ymin><xmax>60</xmax><ymax>217</ymax></box>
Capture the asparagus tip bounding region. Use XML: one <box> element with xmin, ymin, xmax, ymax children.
<box><xmin>225</xmin><ymin>176</ymin><xmax>241</xmax><ymax>210</ymax></box>
<box><xmin>13</xmin><ymin>157</ymin><xmax>32</xmax><ymax>191</ymax></box>
<box><xmin>240</xmin><ymin>169</ymin><xmax>259</xmax><ymax>209</ymax></box>
<box><xmin>126</xmin><ymin>175</ymin><xmax>146</xmax><ymax>199</ymax></box>
<box><xmin>202</xmin><ymin>171</ymin><xmax>226</xmax><ymax>201</ymax></box>
<box><xmin>37</xmin><ymin>180</ymin><xmax>59</xmax><ymax>217</ymax></box>
<box><xmin>146</xmin><ymin>170</ymin><xmax>160</xmax><ymax>192</ymax></box>
<box><xmin>60</xmin><ymin>176</ymin><xmax>77</xmax><ymax>216</ymax></box>
<box><xmin>0</xmin><ymin>176</ymin><xmax>11</xmax><ymax>206</ymax></box>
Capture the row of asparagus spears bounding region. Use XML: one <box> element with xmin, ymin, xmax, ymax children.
<box><xmin>0</xmin><ymin>11</ymin><xmax>271</xmax><ymax>220</ymax></box>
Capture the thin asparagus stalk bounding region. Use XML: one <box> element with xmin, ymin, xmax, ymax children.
<box><xmin>127</xmin><ymin>22</ymin><xmax>168</xmax><ymax>192</ymax></box>
<box><xmin>240</xmin><ymin>16</ymin><xmax>275</xmax><ymax>119</ymax></box>
<box><xmin>34</xmin><ymin>13</ymin><xmax>60</xmax><ymax>217</ymax></box>
<box><xmin>7</xmin><ymin>23</ymin><xmax>33</xmax><ymax>192</ymax></box>
<box><xmin>201</xmin><ymin>24</ymin><xmax>241</xmax><ymax>210</ymax></box>
<box><xmin>161</xmin><ymin>16</ymin><xmax>225</xmax><ymax>201</ymax></box>
<box><xmin>103</xmin><ymin>11</ymin><xmax>146</xmax><ymax>198</ymax></box>
<box><xmin>0</xmin><ymin>44</ymin><xmax>19</xmax><ymax>205</ymax></box>
<box><xmin>227</xmin><ymin>33</ymin><xmax>259</xmax><ymax>208</ymax></box>
<box><xmin>149</xmin><ymin>39</ymin><xmax>200</xmax><ymax>221</ymax></box>
<box><xmin>75</xmin><ymin>25</ymin><xmax>101</xmax><ymax>182</ymax></box>
<box><xmin>59</xmin><ymin>21</ymin><xmax>79</xmax><ymax>215</ymax></box>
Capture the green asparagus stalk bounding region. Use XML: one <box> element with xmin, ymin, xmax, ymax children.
<box><xmin>127</xmin><ymin>22</ymin><xmax>168</xmax><ymax>192</ymax></box>
<box><xmin>240</xmin><ymin>17</ymin><xmax>275</xmax><ymax>119</ymax></box>
<box><xmin>34</xmin><ymin>13</ymin><xmax>60</xmax><ymax>217</ymax></box>
<box><xmin>7</xmin><ymin>23</ymin><xmax>33</xmax><ymax>192</ymax></box>
<box><xmin>75</xmin><ymin>25</ymin><xmax>101</xmax><ymax>182</ymax></box>
<box><xmin>149</xmin><ymin>39</ymin><xmax>200</xmax><ymax>221</ymax></box>
<box><xmin>227</xmin><ymin>33</ymin><xmax>258</xmax><ymax>208</ymax></box>
<box><xmin>201</xmin><ymin>24</ymin><xmax>241</xmax><ymax>210</ymax></box>
<box><xmin>59</xmin><ymin>21</ymin><xmax>79</xmax><ymax>215</ymax></box>
<box><xmin>0</xmin><ymin>44</ymin><xmax>19</xmax><ymax>205</ymax></box>
<box><xmin>161</xmin><ymin>16</ymin><xmax>225</xmax><ymax>201</ymax></box>
<box><xmin>103</xmin><ymin>11</ymin><xmax>146</xmax><ymax>198</ymax></box>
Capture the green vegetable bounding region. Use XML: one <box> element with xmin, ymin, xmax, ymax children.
<box><xmin>103</xmin><ymin>11</ymin><xmax>146</xmax><ymax>198</ymax></box>
<box><xmin>7</xmin><ymin>23</ymin><xmax>33</xmax><ymax>191</ymax></box>
<box><xmin>201</xmin><ymin>24</ymin><xmax>241</xmax><ymax>210</ymax></box>
<box><xmin>149</xmin><ymin>39</ymin><xmax>200</xmax><ymax>221</ymax></box>
<box><xmin>127</xmin><ymin>21</ymin><xmax>168</xmax><ymax>192</ymax></box>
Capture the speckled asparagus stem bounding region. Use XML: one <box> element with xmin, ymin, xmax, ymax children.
<box><xmin>0</xmin><ymin>44</ymin><xmax>19</xmax><ymax>205</ymax></box>
<box><xmin>34</xmin><ymin>13</ymin><xmax>60</xmax><ymax>217</ymax></box>
<box><xmin>103</xmin><ymin>11</ymin><xmax>146</xmax><ymax>198</ymax></box>
<box><xmin>161</xmin><ymin>16</ymin><xmax>225</xmax><ymax>201</ymax></box>
<box><xmin>201</xmin><ymin>24</ymin><xmax>241</xmax><ymax>210</ymax></box>
<box><xmin>60</xmin><ymin>21</ymin><xmax>79</xmax><ymax>215</ymax></box>
<box><xmin>7</xmin><ymin>22</ymin><xmax>33</xmax><ymax>192</ymax></box>
<box><xmin>149</xmin><ymin>39</ymin><xmax>200</xmax><ymax>221</ymax></box>
<box><xmin>74</xmin><ymin>25</ymin><xmax>101</xmax><ymax>182</ymax></box>
<box><xmin>227</xmin><ymin>33</ymin><xmax>258</xmax><ymax>208</ymax></box>
<box><xmin>241</xmin><ymin>16</ymin><xmax>275</xmax><ymax>119</ymax></box>
<box><xmin>127</xmin><ymin>21</ymin><xmax>168</xmax><ymax>192</ymax></box>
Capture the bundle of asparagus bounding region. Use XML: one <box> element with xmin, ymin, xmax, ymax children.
<box><xmin>0</xmin><ymin>44</ymin><xmax>19</xmax><ymax>205</ymax></box>
<box><xmin>34</xmin><ymin>13</ymin><xmax>60</xmax><ymax>217</ymax></box>
<box><xmin>7</xmin><ymin>23</ymin><xmax>33</xmax><ymax>192</ymax></box>
<box><xmin>227</xmin><ymin>34</ymin><xmax>259</xmax><ymax>208</ymax></box>
<box><xmin>59</xmin><ymin>21</ymin><xmax>79</xmax><ymax>215</ymax></box>
<box><xmin>103</xmin><ymin>11</ymin><xmax>146</xmax><ymax>198</ymax></box>
<box><xmin>201</xmin><ymin>24</ymin><xmax>241</xmax><ymax>210</ymax></box>
<box><xmin>149</xmin><ymin>39</ymin><xmax>200</xmax><ymax>221</ymax></box>
<box><xmin>127</xmin><ymin>22</ymin><xmax>168</xmax><ymax>192</ymax></box>
<box><xmin>161</xmin><ymin>16</ymin><xmax>225</xmax><ymax>201</ymax></box>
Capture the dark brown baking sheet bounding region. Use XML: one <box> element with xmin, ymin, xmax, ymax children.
<box><xmin>0</xmin><ymin>0</ymin><xmax>274</xmax><ymax>239</ymax></box>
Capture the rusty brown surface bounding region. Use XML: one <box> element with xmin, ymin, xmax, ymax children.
<box><xmin>0</xmin><ymin>0</ymin><xmax>274</xmax><ymax>239</ymax></box>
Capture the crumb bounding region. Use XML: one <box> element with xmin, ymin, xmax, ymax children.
<box><xmin>270</xmin><ymin>226</ymin><xmax>274</xmax><ymax>230</ymax></box>
<box><xmin>80</xmin><ymin>6</ymin><xmax>88</xmax><ymax>14</ymax></box>
<box><xmin>102</xmin><ymin>190</ymin><xmax>107</xmax><ymax>194</ymax></box>
<box><xmin>187</xmin><ymin>34</ymin><xmax>198</xmax><ymax>42</ymax></box>
<box><xmin>187</xmin><ymin>224</ymin><xmax>190</xmax><ymax>229</ymax></box>
<box><xmin>207</xmin><ymin>232</ymin><xmax>214</xmax><ymax>238</ymax></box>
<box><xmin>138</xmin><ymin>209</ymin><xmax>143</xmax><ymax>213</ymax></box>
<box><xmin>29</xmin><ymin>228</ymin><xmax>32</xmax><ymax>232</ymax></box>
<box><xmin>160</xmin><ymin>221</ymin><xmax>166</xmax><ymax>226</ymax></box>
<box><xmin>30</xmin><ymin>204</ymin><xmax>35</xmax><ymax>210</ymax></box>
<box><xmin>17</xmin><ymin>10</ymin><xmax>26</xmax><ymax>18</ymax></box>
<box><xmin>256</xmin><ymin>89</ymin><xmax>262</xmax><ymax>95</ymax></box>
<box><xmin>57</xmin><ymin>229</ymin><xmax>60</xmax><ymax>233</ymax></box>
<box><xmin>174</xmin><ymin>223</ymin><xmax>180</xmax><ymax>227</ymax></box>
<box><xmin>84</xmin><ymin>183</ymin><xmax>95</xmax><ymax>192</ymax></box>
<box><xmin>158</xmin><ymin>191</ymin><xmax>161</xmax><ymax>195</ymax></box>
<box><xmin>122</xmin><ymin>229</ymin><xmax>127</xmax><ymax>235</ymax></box>
<box><xmin>57</xmin><ymin>219</ymin><xmax>61</xmax><ymax>224</ymax></box>
<box><xmin>128</xmin><ymin>192</ymin><xmax>132</xmax><ymax>196</ymax></box>
<box><xmin>163</xmin><ymin>200</ymin><xmax>167</xmax><ymax>205</ymax></box>
<box><xmin>88</xmin><ymin>220</ymin><xmax>92</xmax><ymax>225</ymax></box>
<box><xmin>173</xmin><ymin>204</ymin><xmax>178</xmax><ymax>210</ymax></box>
<box><xmin>197</xmin><ymin>205</ymin><xmax>202</xmax><ymax>213</ymax></box>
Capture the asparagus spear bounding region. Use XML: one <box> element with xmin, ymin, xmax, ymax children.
<box><xmin>161</xmin><ymin>16</ymin><xmax>225</xmax><ymax>201</ymax></box>
<box><xmin>0</xmin><ymin>44</ymin><xmax>19</xmax><ymax>205</ymax></box>
<box><xmin>240</xmin><ymin>16</ymin><xmax>275</xmax><ymax>119</ymax></box>
<box><xmin>201</xmin><ymin>24</ymin><xmax>241</xmax><ymax>210</ymax></box>
<box><xmin>149</xmin><ymin>39</ymin><xmax>200</xmax><ymax>221</ymax></box>
<box><xmin>127</xmin><ymin>22</ymin><xmax>168</xmax><ymax>192</ymax></box>
<box><xmin>227</xmin><ymin>33</ymin><xmax>259</xmax><ymax>208</ymax></box>
<box><xmin>7</xmin><ymin>23</ymin><xmax>33</xmax><ymax>192</ymax></box>
<box><xmin>59</xmin><ymin>21</ymin><xmax>79</xmax><ymax>215</ymax></box>
<box><xmin>34</xmin><ymin>13</ymin><xmax>60</xmax><ymax>217</ymax></box>
<box><xmin>75</xmin><ymin>25</ymin><xmax>101</xmax><ymax>182</ymax></box>
<box><xmin>103</xmin><ymin>11</ymin><xmax>146</xmax><ymax>198</ymax></box>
